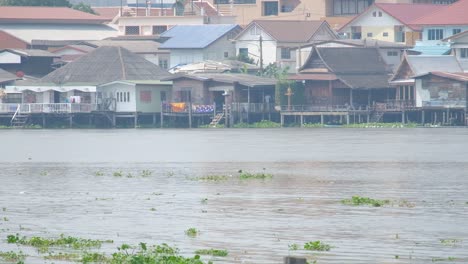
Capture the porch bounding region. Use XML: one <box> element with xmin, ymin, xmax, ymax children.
<box><xmin>0</xmin><ymin>103</ymin><xmax>97</xmax><ymax>114</ymax></box>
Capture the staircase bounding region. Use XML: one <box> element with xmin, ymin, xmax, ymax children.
<box><xmin>216</xmin><ymin>5</ymin><xmax>232</xmax><ymax>16</ymax></box>
<box><xmin>11</xmin><ymin>114</ymin><xmax>29</xmax><ymax>128</ymax></box>
<box><xmin>370</xmin><ymin>110</ymin><xmax>384</xmax><ymax>123</ymax></box>
<box><xmin>209</xmin><ymin>113</ymin><xmax>224</xmax><ymax>126</ymax></box>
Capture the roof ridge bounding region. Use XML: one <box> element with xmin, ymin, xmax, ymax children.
<box><xmin>117</xmin><ymin>47</ymin><xmax>127</xmax><ymax>80</ymax></box>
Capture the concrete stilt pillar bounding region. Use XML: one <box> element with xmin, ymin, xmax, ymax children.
<box><xmin>300</xmin><ymin>115</ymin><xmax>304</xmax><ymax>127</ymax></box>
<box><xmin>346</xmin><ymin>114</ymin><xmax>350</xmax><ymax>125</ymax></box>
<box><xmin>280</xmin><ymin>114</ymin><xmax>284</xmax><ymax>127</ymax></box>
<box><xmin>69</xmin><ymin>115</ymin><xmax>73</xmax><ymax>128</ymax></box>
<box><xmin>422</xmin><ymin>110</ymin><xmax>425</xmax><ymax>125</ymax></box>
<box><xmin>320</xmin><ymin>114</ymin><xmax>324</xmax><ymax>124</ymax></box>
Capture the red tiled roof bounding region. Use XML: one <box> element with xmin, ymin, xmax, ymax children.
<box><xmin>375</xmin><ymin>3</ymin><xmax>442</xmax><ymax>25</ymax></box>
<box><xmin>339</xmin><ymin>3</ymin><xmax>443</xmax><ymax>31</ymax></box>
<box><xmin>0</xmin><ymin>6</ymin><xmax>110</xmax><ymax>24</ymax></box>
<box><xmin>411</xmin><ymin>0</ymin><xmax>468</xmax><ymax>26</ymax></box>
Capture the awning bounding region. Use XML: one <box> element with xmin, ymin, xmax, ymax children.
<box><xmin>288</xmin><ymin>73</ymin><xmax>338</xmax><ymax>81</ymax></box>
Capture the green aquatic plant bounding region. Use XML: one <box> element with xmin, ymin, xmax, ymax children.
<box><xmin>288</xmin><ymin>243</ymin><xmax>300</xmax><ymax>251</ymax></box>
<box><xmin>341</xmin><ymin>196</ymin><xmax>390</xmax><ymax>207</ymax></box>
<box><xmin>3</xmin><ymin>217</ymin><xmax>8</xmax><ymax>221</ymax></box>
<box><xmin>303</xmin><ymin>241</ymin><xmax>332</xmax><ymax>251</ymax></box>
<box><xmin>192</xmin><ymin>175</ymin><xmax>229</xmax><ymax>181</ymax></box>
<box><xmin>238</xmin><ymin>170</ymin><xmax>273</xmax><ymax>180</ymax></box>
<box><xmin>81</xmin><ymin>252</ymin><xmax>108</xmax><ymax>263</ymax></box>
<box><xmin>343</xmin><ymin>122</ymin><xmax>418</xmax><ymax>128</ymax></box>
<box><xmin>302</xmin><ymin>123</ymin><xmax>326</xmax><ymax>128</ymax></box>
<box><xmin>150</xmin><ymin>208</ymin><xmax>157</xmax><ymax>211</ymax></box>
<box><xmin>6</xmin><ymin>234</ymin><xmax>112</xmax><ymax>252</ymax></box>
<box><xmin>185</xmin><ymin>228</ymin><xmax>199</xmax><ymax>237</ymax></box>
<box><xmin>44</xmin><ymin>252</ymin><xmax>80</xmax><ymax>261</ymax></box>
<box><xmin>108</xmin><ymin>243</ymin><xmax>209</xmax><ymax>264</ymax></box>
<box><xmin>39</xmin><ymin>171</ymin><xmax>48</xmax><ymax>176</ymax></box>
<box><xmin>113</xmin><ymin>171</ymin><xmax>123</xmax><ymax>177</ymax></box>
<box><xmin>194</xmin><ymin>249</ymin><xmax>228</xmax><ymax>257</ymax></box>
<box><xmin>94</xmin><ymin>171</ymin><xmax>104</xmax><ymax>176</ymax></box>
<box><xmin>0</xmin><ymin>251</ymin><xmax>27</xmax><ymax>262</ymax></box>
<box><xmin>141</xmin><ymin>170</ymin><xmax>152</xmax><ymax>177</ymax></box>
<box><xmin>201</xmin><ymin>198</ymin><xmax>208</xmax><ymax>204</ymax></box>
<box><xmin>233</xmin><ymin>120</ymin><xmax>281</xmax><ymax>128</ymax></box>
<box><xmin>440</xmin><ymin>239</ymin><xmax>462</xmax><ymax>246</ymax></box>
<box><xmin>2</xmin><ymin>207</ymin><xmax>5</xmax><ymax>212</ymax></box>
<box><xmin>432</xmin><ymin>257</ymin><xmax>456</xmax><ymax>262</ymax></box>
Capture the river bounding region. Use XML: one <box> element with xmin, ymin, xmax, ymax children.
<box><xmin>0</xmin><ymin>128</ymin><xmax>467</xmax><ymax>263</ymax></box>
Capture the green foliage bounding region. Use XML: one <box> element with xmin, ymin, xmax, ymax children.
<box><xmin>341</xmin><ymin>196</ymin><xmax>390</xmax><ymax>207</ymax></box>
<box><xmin>238</xmin><ymin>170</ymin><xmax>272</xmax><ymax>180</ymax></box>
<box><xmin>109</xmin><ymin>243</ymin><xmax>209</xmax><ymax>264</ymax></box>
<box><xmin>0</xmin><ymin>0</ymin><xmax>71</xmax><ymax>6</ymax></box>
<box><xmin>233</xmin><ymin>120</ymin><xmax>280</xmax><ymax>128</ymax></box>
<box><xmin>440</xmin><ymin>239</ymin><xmax>462</xmax><ymax>246</ymax></box>
<box><xmin>0</xmin><ymin>251</ymin><xmax>26</xmax><ymax>262</ymax></box>
<box><xmin>113</xmin><ymin>171</ymin><xmax>123</xmax><ymax>177</ymax></box>
<box><xmin>235</xmin><ymin>53</ymin><xmax>255</xmax><ymax>64</ymax></box>
<box><xmin>194</xmin><ymin>249</ymin><xmax>228</xmax><ymax>257</ymax></box>
<box><xmin>44</xmin><ymin>252</ymin><xmax>80</xmax><ymax>261</ymax></box>
<box><xmin>303</xmin><ymin>241</ymin><xmax>332</xmax><ymax>251</ymax></box>
<box><xmin>432</xmin><ymin>257</ymin><xmax>456</xmax><ymax>262</ymax></box>
<box><xmin>72</xmin><ymin>2</ymin><xmax>96</xmax><ymax>14</ymax></box>
<box><xmin>141</xmin><ymin>170</ymin><xmax>152</xmax><ymax>177</ymax></box>
<box><xmin>6</xmin><ymin>234</ymin><xmax>112</xmax><ymax>252</ymax></box>
<box><xmin>302</xmin><ymin>123</ymin><xmax>326</xmax><ymax>128</ymax></box>
<box><xmin>288</xmin><ymin>243</ymin><xmax>300</xmax><ymax>251</ymax></box>
<box><xmin>81</xmin><ymin>252</ymin><xmax>108</xmax><ymax>263</ymax></box>
<box><xmin>192</xmin><ymin>175</ymin><xmax>229</xmax><ymax>181</ymax></box>
<box><xmin>261</xmin><ymin>63</ymin><xmax>289</xmax><ymax>80</ymax></box>
<box><xmin>276</xmin><ymin>81</ymin><xmax>305</xmax><ymax>106</ymax></box>
<box><xmin>185</xmin><ymin>228</ymin><xmax>199</xmax><ymax>237</ymax></box>
<box><xmin>94</xmin><ymin>171</ymin><xmax>104</xmax><ymax>176</ymax></box>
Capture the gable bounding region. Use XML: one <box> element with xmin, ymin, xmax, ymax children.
<box><xmin>392</xmin><ymin>58</ymin><xmax>413</xmax><ymax>81</ymax></box>
<box><xmin>341</xmin><ymin>5</ymin><xmax>404</xmax><ymax>32</ymax></box>
<box><xmin>0</xmin><ymin>51</ymin><xmax>21</xmax><ymax>64</ymax></box>
<box><xmin>301</xmin><ymin>50</ymin><xmax>329</xmax><ymax>73</ymax></box>
<box><xmin>310</xmin><ymin>24</ymin><xmax>338</xmax><ymax>42</ymax></box>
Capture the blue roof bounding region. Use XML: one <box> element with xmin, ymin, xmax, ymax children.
<box><xmin>409</xmin><ymin>41</ymin><xmax>451</xmax><ymax>55</ymax></box>
<box><xmin>160</xmin><ymin>24</ymin><xmax>239</xmax><ymax>49</ymax></box>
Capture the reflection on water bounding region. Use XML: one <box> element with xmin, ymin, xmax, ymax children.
<box><xmin>0</xmin><ymin>128</ymin><xmax>467</xmax><ymax>263</ymax></box>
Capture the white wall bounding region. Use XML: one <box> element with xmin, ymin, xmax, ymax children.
<box><xmin>0</xmin><ymin>52</ymin><xmax>21</xmax><ymax>64</ymax></box>
<box><xmin>98</xmin><ymin>82</ymin><xmax>137</xmax><ymax>112</ymax></box>
<box><xmin>422</xmin><ymin>26</ymin><xmax>468</xmax><ymax>43</ymax></box>
<box><xmin>235</xmin><ymin>25</ymin><xmax>277</xmax><ymax>66</ymax></box>
<box><xmin>169</xmin><ymin>50</ymin><xmax>204</xmax><ymax>68</ymax></box>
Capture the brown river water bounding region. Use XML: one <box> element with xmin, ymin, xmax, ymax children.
<box><xmin>0</xmin><ymin>128</ymin><xmax>467</xmax><ymax>263</ymax></box>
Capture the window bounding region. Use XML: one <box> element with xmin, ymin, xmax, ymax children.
<box><xmin>224</xmin><ymin>52</ymin><xmax>229</xmax><ymax>58</ymax></box>
<box><xmin>383</xmin><ymin>32</ymin><xmax>388</xmax><ymax>37</ymax></box>
<box><xmin>125</xmin><ymin>26</ymin><xmax>140</xmax><ymax>35</ymax></box>
<box><xmin>127</xmin><ymin>92</ymin><xmax>130</xmax><ymax>102</ymax></box>
<box><xmin>461</xmin><ymin>48</ymin><xmax>468</xmax><ymax>58</ymax></box>
<box><xmin>140</xmin><ymin>91</ymin><xmax>152</xmax><ymax>103</ymax></box>
<box><xmin>378</xmin><ymin>11</ymin><xmax>382</xmax><ymax>17</ymax></box>
<box><xmin>333</xmin><ymin>0</ymin><xmax>372</xmax><ymax>15</ymax></box>
<box><xmin>239</xmin><ymin>48</ymin><xmax>248</xmax><ymax>57</ymax></box>
<box><xmin>452</xmin><ymin>28</ymin><xmax>461</xmax><ymax>35</ymax></box>
<box><xmin>367</xmin><ymin>32</ymin><xmax>373</xmax><ymax>37</ymax></box>
<box><xmin>372</xmin><ymin>11</ymin><xmax>376</xmax><ymax>17</ymax></box>
<box><xmin>428</xmin><ymin>29</ymin><xmax>444</xmax><ymax>40</ymax></box>
<box><xmin>387</xmin><ymin>51</ymin><xmax>398</xmax><ymax>56</ymax></box>
<box><xmin>152</xmin><ymin>25</ymin><xmax>168</xmax><ymax>35</ymax></box>
<box><xmin>159</xmin><ymin>59</ymin><xmax>168</xmax><ymax>69</ymax></box>
<box><xmin>160</xmin><ymin>91</ymin><xmax>167</xmax><ymax>102</ymax></box>
<box><xmin>263</xmin><ymin>1</ymin><xmax>278</xmax><ymax>16</ymax></box>
<box><xmin>281</xmin><ymin>48</ymin><xmax>291</xmax><ymax>59</ymax></box>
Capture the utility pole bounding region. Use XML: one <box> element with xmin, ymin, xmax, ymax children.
<box><xmin>120</xmin><ymin>0</ymin><xmax>123</xmax><ymax>16</ymax></box>
<box><xmin>259</xmin><ymin>35</ymin><xmax>263</xmax><ymax>75</ymax></box>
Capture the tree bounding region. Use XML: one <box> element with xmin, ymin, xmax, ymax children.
<box><xmin>72</xmin><ymin>2</ymin><xmax>97</xmax><ymax>14</ymax></box>
<box><xmin>0</xmin><ymin>0</ymin><xmax>71</xmax><ymax>6</ymax></box>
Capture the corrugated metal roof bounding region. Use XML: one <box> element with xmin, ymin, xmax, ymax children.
<box><xmin>0</xmin><ymin>49</ymin><xmax>59</xmax><ymax>57</ymax></box>
<box><xmin>409</xmin><ymin>42</ymin><xmax>451</xmax><ymax>55</ymax></box>
<box><xmin>165</xmin><ymin>73</ymin><xmax>276</xmax><ymax>87</ymax></box>
<box><xmin>0</xmin><ymin>68</ymin><xmax>17</xmax><ymax>83</ymax></box>
<box><xmin>86</xmin><ymin>40</ymin><xmax>163</xmax><ymax>53</ymax></box>
<box><xmin>160</xmin><ymin>24</ymin><xmax>240</xmax><ymax>49</ymax></box>
<box><xmin>406</xmin><ymin>55</ymin><xmax>463</xmax><ymax>75</ymax></box>
<box><xmin>40</xmin><ymin>46</ymin><xmax>171</xmax><ymax>85</ymax></box>
<box><xmin>0</xmin><ymin>23</ymin><xmax>117</xmax><ymax>43</ymax></box>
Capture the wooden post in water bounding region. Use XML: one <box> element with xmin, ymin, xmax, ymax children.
<box><xmin>152</xmin><ymin>113</ymin><xmax>156</xmax><ymax>126</ymax></box>
<box><xmin>188</xmin><ymin>102</ymin><xmax>192</xmax><ymax>128</ymax></box>
<box><xmin>421</xmin><ymin>110</ymin><xmax>425</xmax><ymax>125</ymax></box>
<box><xmin>134</xmin><ymin>113</ymin><xmax>138</xmax><ymax>128</ymax></box>
<box><xmin>300</xmin><ymin>115</ymin><xmax>304</xmax><ymax>127</ymax></box>
<box><xmin>320</xmin><ymin>114</ymin><xmax>324</xmax><ymax>124</ymax></box>
<box><xmin>69</xmin><ymin>114</ymin><xmax>73</xmax><ymax>128</ymax></box>
<box><xmin>346</xmin><ymin>114</ymin><xmax>350</xmax><ymax>125</ymax></box>
<box><xmin>280</xmin><ymin>114</ymin><xmax>284</xmax><ymax>127</ymax></box>
<box><xmin>42</xmin><ymin>114</ymin><xmax>46</xmax><ymax>128</ymax></box>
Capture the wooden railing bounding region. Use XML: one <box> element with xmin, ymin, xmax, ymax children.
<box><xmin>279</xmin><ymin>105</ymin><xmax>351</xmax><ymax>112</ymax></box>
<box><xmin>0</xmin><ymin>103</ymin><xmax>97</xmax><ymax>114</ymax></box>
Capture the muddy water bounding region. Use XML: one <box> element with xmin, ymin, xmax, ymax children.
<box><xmin>0</xmin><ymin>128</ymin><xmax>467</xmax><ymax>263</ymax></box>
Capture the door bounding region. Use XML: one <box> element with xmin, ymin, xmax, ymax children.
<box><xmin>54</xmin><ymin>91</ymin><xmax>61</xmax><ymax>103</ymax></box>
